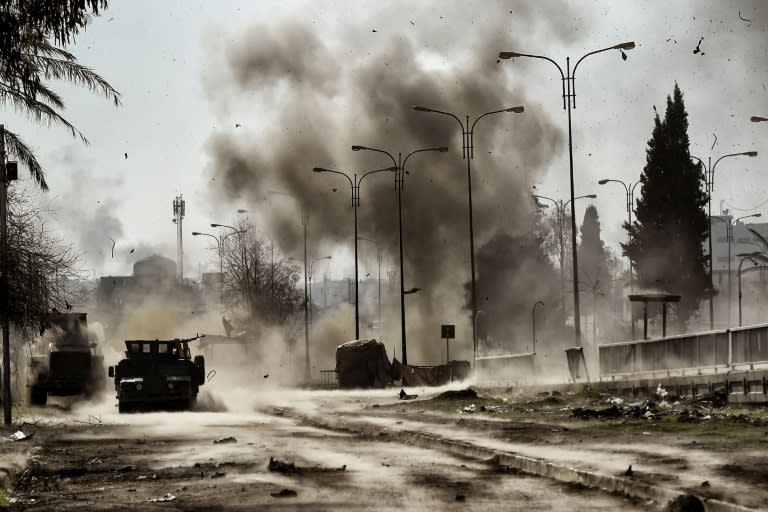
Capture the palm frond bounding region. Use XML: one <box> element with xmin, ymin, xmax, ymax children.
<box><xmin>21</xmin><ymin>81</ymin><xmax>65</xmax><ymax>111</ymax></box>
<box><xmin>747</xmin><ymin>228</ymin><xmax>768</xmax><ymax>252</ymax></box>
<box><xmin>3</xmin><ymin>128</ymin><xmax>48</xmax><ymax>190</ymax></box>
<box><xmin>29</xmin><ymin>54</ymin><xmax>121</xmax><ymax>107</ymax></box>
<box><xmin>30</xmin><ymin>40</ymin><xmax>77</xmax><ymax>62</ymax></box>
<box><xmin>0</xmin><ymin>86</ymin><xmax>87</xmax><ymax>143</ymax></box>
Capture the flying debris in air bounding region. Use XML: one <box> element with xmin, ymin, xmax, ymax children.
<box><xmin>235</xmin><ymin>123</ymin><xmax>241</xmax><ymax>128</ymax></box>
<box><xmin>130</xmin><ymin>248</ymin><xmax>135</xmax><ymax>254</ymax></box>
<box><xmin>620</xmin><ymin>50</ymin><xmax>627</xmax><ymax>61</ymax></box>
<box><xmin>124</xmin><ymin>152</ymin><xmax>128</xmax><ymax>159</ymax></box>
<box><xmin>409</xmin><ymin>20</ymin><xmax>414</xmax><ymax>26</ymax></box>
<box><xmin>739</xmin><ymin>10</ymin><xmax>752</xmax><ymax>26</ymax></box>
<box><xmin>108</xmin><ymin>236</ymin><xmax>116</xmax><ymax>258</ymax></box>
<box><xmin>372</xmin><ymin>29</ymin><xmax>377</xmax><ymax>32</ymax></box>
<box><xmin>693</xmin><ymin>37</ymin><xmax>704</xmax><ymax>55</ymax></box>
<box><xmin>711</xmin><ymin>133</ymin><xmax>718</xmax><ymax>150</ymax></box>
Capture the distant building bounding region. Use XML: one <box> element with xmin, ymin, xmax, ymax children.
<box><xmin>94</xmin><ymin>254</ymin><xmax>207</xmax><ymax>336</ymax></box>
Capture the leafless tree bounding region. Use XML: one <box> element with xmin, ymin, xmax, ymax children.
<box><xmin>219</xmin><ymin>217</ymin><xmax>302</xmax><ymax>327</ymax></box>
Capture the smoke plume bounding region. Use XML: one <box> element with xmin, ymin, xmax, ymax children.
<box><xmin>203</xmin><ymin>3</ymin><xmax>580</xmax><ymax>363</ymax></box>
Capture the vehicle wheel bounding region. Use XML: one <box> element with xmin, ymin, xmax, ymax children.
<box><xmin>29</xmin><ymin>385</ymin><xmax>47</xmax><ymax>406</ymax></box>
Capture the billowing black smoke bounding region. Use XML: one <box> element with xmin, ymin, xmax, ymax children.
<box><xmin>202</xmin><ymin>3</ymin><xmax>578</xmax><ymax>362</ymax></box>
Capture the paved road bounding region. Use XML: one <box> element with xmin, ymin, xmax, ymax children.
<box><xmin>5</xmin><ymin>391</ymin><xmax>649</xmax><ymax>511</ymax></box>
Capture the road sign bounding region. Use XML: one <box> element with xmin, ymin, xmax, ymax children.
<box><xmin>441</xmin><ymin>324</ymin><xmax>455</xmax><ymax>339</ymax></box>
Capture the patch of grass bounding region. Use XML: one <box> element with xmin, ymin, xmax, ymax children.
<box><xmin>0</xmin><ymin>486</ymin><xmax>7</xmax><ymax>507</ymax></box>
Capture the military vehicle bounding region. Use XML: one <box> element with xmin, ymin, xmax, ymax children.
<box><xmin>27</xmin><ymin>312</ymin><xmax>106</xmax><ymax>406</ymax></box>
<box><xmin>108</xmin><ymin>336</ymin><xmax>206</xmax><ymax>413</ymax></box>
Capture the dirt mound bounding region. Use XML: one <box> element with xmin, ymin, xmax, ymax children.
<box><xmin>436</xmin><ymin>388</ymin><xmax>477</xmax><ymax>400</ymax></box>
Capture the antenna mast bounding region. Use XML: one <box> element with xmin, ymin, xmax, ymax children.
<box><xmin>172</xmin><ymin>195</ymin><xmax>185</xmax><ymax>283</ymax></box>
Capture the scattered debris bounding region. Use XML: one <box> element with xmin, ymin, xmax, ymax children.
<box><xmin>148</xmin><ymin>493</ymin><xmax>176</xmax><ymax>503</ymax></box>
<box><xmin>693</xmin><ymin>37</ymin><xmax>704</xmax><ymax>55</ymax></box>
<box><xmin>399</xmin><ymin>389</ymin><xmax>418</xmax><ymax>400</ymax></box>
<box><xmin>701</xmin><ymin>481</ymin><xmax>710</xmax><ymax>487</ymax></box>
<box><xmin>213</xmin><ymin>437</ymin><xmax>237</xmax><ymax>444</ymax></box>
<box><xmin>455</xmin><ymin>494</ymin><xmax>466</xmax><ymax>502</ymax></box>
<box><xmin>108</xmin><ymin>236</ymin><xmax>116</xmax><ymax>258</ymax></box>
<box><xmin>271</xmin><ymin>488</ymin><xmax>297</xmax><ymax>498</ymax></box>
<box><xmin>656</xmin><ymin>384</ymin><xmax>669</xmax><ymax>399</ymax></box>
<box><xmin>117</xmin><ymin>465</ymin><xmax>135</xmax><ymax>473</ymax></box>
<box><xmin>268</xmin><ymin>457</ymin><xmax>298</xmax><ymax>474</ymax></box>
<box><xmin>264</xmin><ymin>374</ymin><xmax>269</xmax><ymax>379</ymax></box>
<box><xmin>268</xmin><ymin>457</ymin><xmax>346</xmax><ymax>475</ymax></box>
<box><xmin>437</xmin><ymin>388</ymin><xmax>477</xmax><ymax>399</ymax></box>
<box><xmin>739</xmin><ymin>10</ymin><xmax>752</xmax><ymax>26</ymax></box>
<box><xmin>624</xmin><ymin>464</ymin><xmax>634</xmax><ymax>477</ymax></box>
<box><xmin>211</xmin><ymin>471</ymin><xmax>226</xmax><ymax>479</ymax></box>
<box><xmin>461</xmin><ymin>404</ymin><xmax>476</xmax><ymax>414</ymax></box>
<box><xmin>2</xmin><ymin>430</ymin><xmax>33</xmax><ymax>442</ymax></box>
<box><xmin>664</xmin><ymin>493</ymin><xmax>704</xmax><ymax>512</ymax></box>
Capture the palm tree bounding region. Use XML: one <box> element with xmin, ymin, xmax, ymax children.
<box><xmin>1</xmin><ymin>36</ymin><xmax>120</xmax><ymax>189</ymax></box>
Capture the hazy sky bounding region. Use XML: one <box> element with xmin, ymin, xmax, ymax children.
<box><xmin>5</xmin><ymin>0</ymin><xmax>768</xmax><ymax>280</ymax></box>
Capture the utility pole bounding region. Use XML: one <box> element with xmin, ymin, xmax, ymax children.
<box><xmin>1</xmin><ymin>125</ymin><xmax>10</xmax><ymax>425</ymax></box>
<box><xmin>172</xmin><ymin>195</ymin><xmax>185</xmax><ymax>283</ymax></box>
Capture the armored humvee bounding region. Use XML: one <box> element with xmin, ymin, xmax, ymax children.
<box><xmin>108</xmin><ymin>336</ymin><xmax>206</xmax><ymax>413</ymax></box>
<box><xmin>27</xmin><ymin>312</ymin><xmax>105</xmax><ymax>406</ymax></box>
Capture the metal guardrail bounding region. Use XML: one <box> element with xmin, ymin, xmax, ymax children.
<box><xmin>319</xmin><ymin>370</ymin><xmax>338</xmax><ymax>388</ymax></box>
<box><xmin>599</xmin><ymin>322</ymin><xmax>768</xmax><ymax>378</ymax></box>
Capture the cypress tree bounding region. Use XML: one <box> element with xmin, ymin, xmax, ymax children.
<box><xmin>623</xmin><ymin>84</ymin><xmax>709</xmax><ymax>325</ymax></box>
<box><xmin>578</xmin><ymin>204</ymin><xmax>610</xmax><ymax>289</ymax></box>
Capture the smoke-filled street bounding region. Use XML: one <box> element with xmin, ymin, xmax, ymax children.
<box><xmin>3</xmin><ymin>1</ymin><xmax>768</xmax><ymax>511</ymax></box>
<box><xmin>3</xmin><ymin>390</ymin><xmax>655</xmax><ymax>512</ymax></box>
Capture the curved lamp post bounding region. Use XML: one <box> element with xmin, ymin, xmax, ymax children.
<box><xmin>737</xmin><ymin>254</ymin><xmax>761</xmax><ymax>326</ymax></box>
<box><xmin>499</xmin><ymin>41</ymin><xmax>635</xmax><ymax>347</ymax></box>
<box><xmin>312</xmin><ymin>165</ymin><xmax>396</xmax><ymax>339</ymax></box>
<box><xmin>532</xmin><ymin>193</ymin><xmax>596</xmax><ymax>320</ymax></box>
<box><xmin>309</xmin><ymin>255</ymin><xmax>332</xmax><ymax>328</ymax></box>
<box><xmin>351</xmin><ymin>145</ymin><xmax>447</xmax><ymax>365</ymax></box>
<box><xmin>264</xmin><ymin>191</ymin><xmax>310</xmax><ymax>381</ymax></box>
<box><xmin>412</xmin><ymin>105</ymin><xmax>524</xmax><ymax>364</ymax></box>
<box><xmin>692</xmin><ymin>151</ymin><xmax>758</xmax><ymax>329</ymax></box>
<box><xmin>193</xmin><ymin>228</ymin><xmax>243</xmax><ymax>304</ymax></box>
<box><xmin>357</xmin><ymin>236</ymin><xmax>383</xmax><ymax>329</ymax></box>
<box><xmin>713</xmin><ymin>213</ymin><xmax>762</xmax><ymax>326</ymax></box>
<box><xmin>598</xmin><ymin>177</ymin><xmax>640</xmax><ymax>337</ymax></box>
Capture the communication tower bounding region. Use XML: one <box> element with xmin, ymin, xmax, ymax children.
<box><xmin>172</xmin><ymin>195</ymin><xmax>185</xmax><ymax>282</ymax></box>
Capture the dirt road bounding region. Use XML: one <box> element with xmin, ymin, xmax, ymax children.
<box><xmin>2</xmin><ymin>390</ymin><xmax>649</xmax><ymax>511</ymax></box>
<box><xmin>0</xmin><ymin>389</ymin><xmax>768</xmax><ymax>510</ymax></box>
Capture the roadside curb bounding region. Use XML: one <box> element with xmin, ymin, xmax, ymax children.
<box><xmin>275</xmin><ymin>408</ymin><xmax>754</xmax><ymax>512</ymax></box>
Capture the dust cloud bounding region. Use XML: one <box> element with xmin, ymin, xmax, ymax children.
<box><xmin>202</xmin><ymin>3</ymin><xmax>577</xmax><ymax>365</ymax></box>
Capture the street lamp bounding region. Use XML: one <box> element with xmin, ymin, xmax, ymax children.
<box><xmin>692</xmin><ymin>151</ymin><xmax>758</xmax><ymax>329</ymax></box>
<box><xmin>351</xmin><ymin>144</ymin><xmax>447</xmax><ymax>365</ymax></box>
<box><xmin>192</xmin><ymin>229</ymin><xmax>243</xmax><ymax>304</ymax></box>
<box><xmin>737</xmin><ymin>254</ymin><xmax>761</xmax><ymax>327</ymax></box>
<box><xmin>412</xmin><ymin>104</ymin><xmax>524</xmax><ymax>364</ymax></box>
<box><xmin>312</xmin><ymin>165</ymin><xmax>396</xmax><ymax>339</ymax></box>
<box><xmin>499</xmin><ymin>41</ymin><xmax>636</xmax><ymax>347</ymax></box>
<box><xmin>357</xmin><ymin>236</ymin><xmax>383</xmax><ymax>329</ymax></box>
<box><xmin>532</xmin><ymin>193</ymin><xmax>596</xmax><ymax>322</ymax></box>
<box><xmin>532</xmin><ymin>300</ymin><xmax>544</xmax><ymax>354</ymax></box>
<box><xmin>598</xmin><ymin>177</ymin><xmax>641</xmax><ymax>337</ymax></box>
<box><xmin>309</xmin><ymin>255</ymin><xmax>332</xmax><ymax>328</ymax></box>
<box><xmin>712</xmin><ymin>213</ymin><xmax>762</xmax><ymax>326</ymax></box>
<box><xmin>263</xmin><ymin>190</ymin><xmax>310</xmax><ymax>381</ymax></box>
